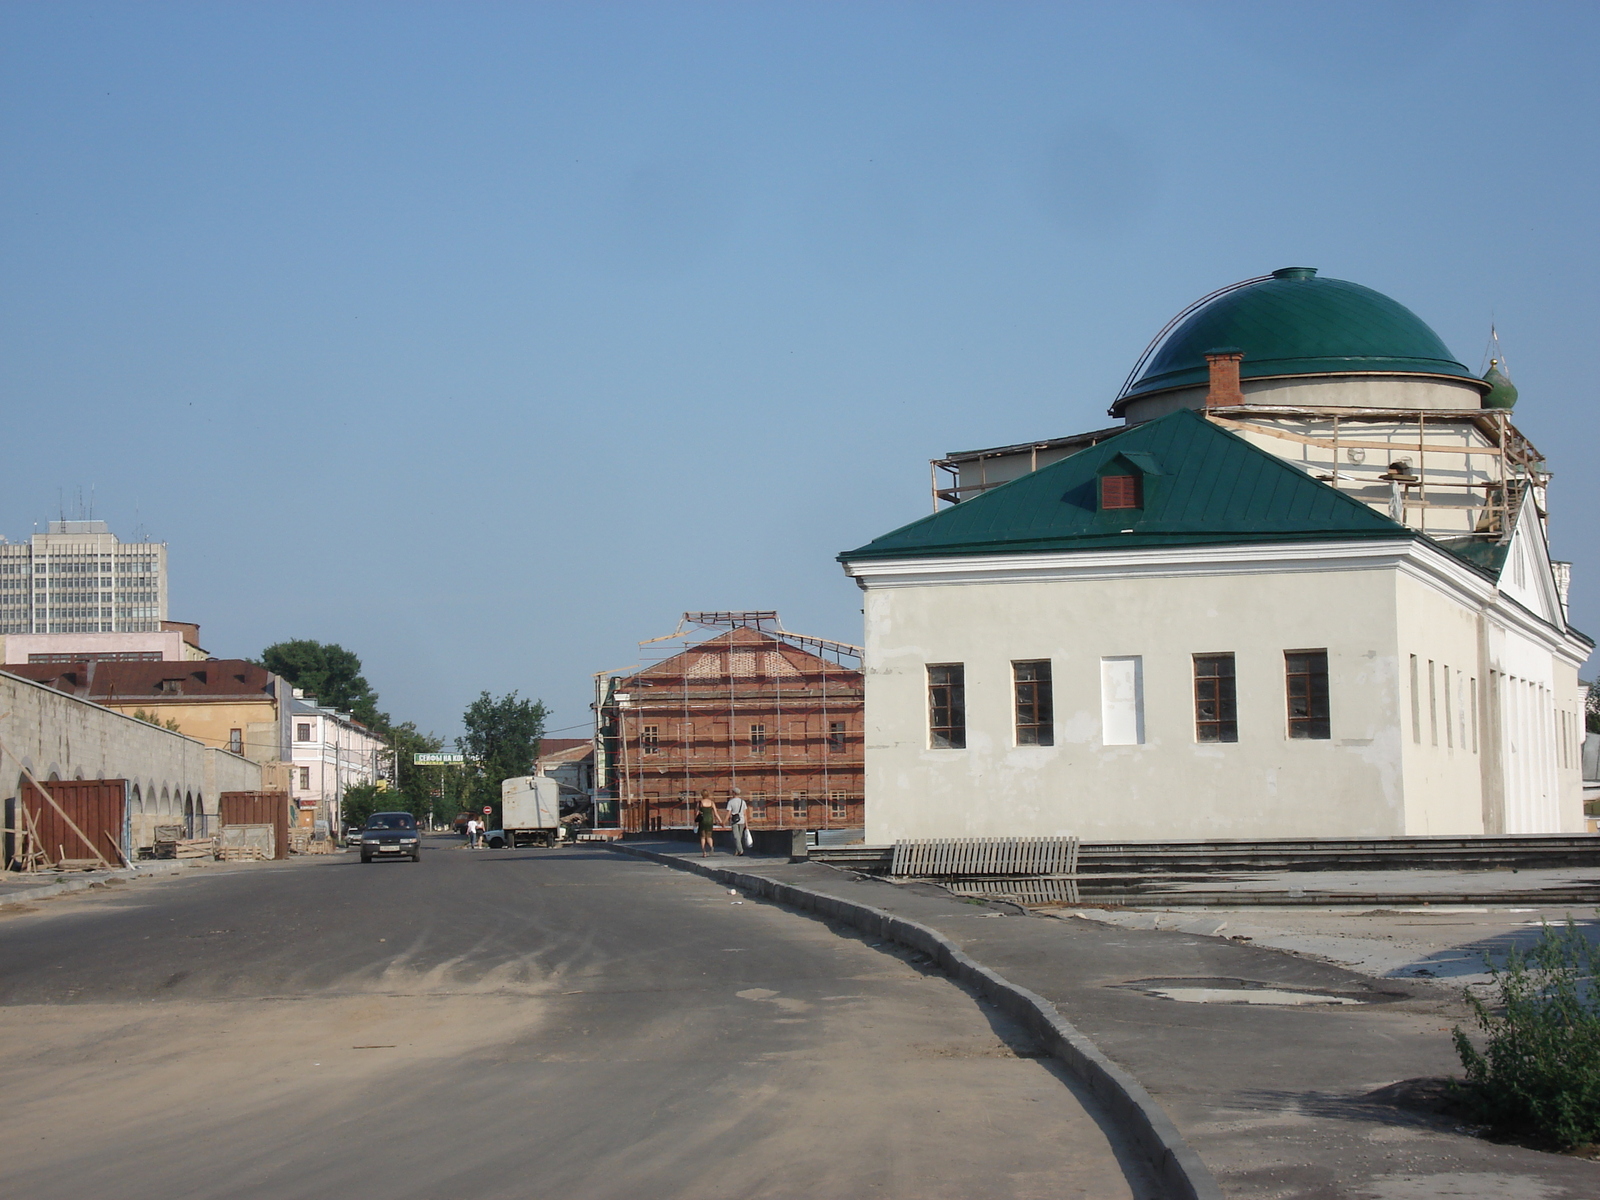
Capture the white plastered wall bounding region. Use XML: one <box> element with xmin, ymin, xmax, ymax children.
<box><xmin>1393</xmin><ymin>572</ymin><xmax>1493</xmax><ymax>833</ymax></box>
<box><xmin>858</xmin><ymin>560</ymin><xmax>1415</xmax><ymax>842</ymax></box>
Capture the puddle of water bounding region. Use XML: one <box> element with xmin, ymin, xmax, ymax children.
<box><xmin>1147</xmin><ymin>985</ymin><xmax>1365</xmax><ymax>1006</ymax></box>
<box><xmin>1117</xmin><ymin>976</ymin><xmax>1372</xmax><ymax>1006</ymax></box>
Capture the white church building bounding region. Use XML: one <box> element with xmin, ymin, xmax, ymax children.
<box><xmin>840</xmin><ymin>268</ymin><xmax>1591</xmax><ymax>842</ymax></box>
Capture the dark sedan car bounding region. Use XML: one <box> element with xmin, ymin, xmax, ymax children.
<box><xmin>354</xmin><ymin>812</ymin><xmax>422</xmax><ymax>863</ymax></box>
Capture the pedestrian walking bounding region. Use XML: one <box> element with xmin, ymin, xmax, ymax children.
<box><xmin>695</xmin><ymin>790</ymin><xmax>721</xmax><ymax>857</ymax></box>
<box><xmin>466</xmin><ymin>817</ymin><xmax>481</xmax><ymax>849</ymax></box>
<box><xmin>726</xmin><ymin>787</ymin><xmax>748</xmax><ymax>856</ymax></box>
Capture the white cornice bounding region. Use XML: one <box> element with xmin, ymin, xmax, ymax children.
<box><xmin>844</xmin><ymin>538</ymin><xmax>1591</xmax><ymax>666</ymax></box>
<box><xmin>843</xmin><ymin>538</ymin><xmax>1420</xmax><ymax>586</ymax></box>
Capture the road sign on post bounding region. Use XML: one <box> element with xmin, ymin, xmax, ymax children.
<box><xmin>482</xmin><ymin>806</ymin><xmax>492</xmax><ymax>815</ymax></box>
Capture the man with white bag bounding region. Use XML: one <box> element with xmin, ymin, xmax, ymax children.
<box><xmin>726</xmin><ymin>787</ymin><xmax>749</xmax><ymax>857</ymax></box>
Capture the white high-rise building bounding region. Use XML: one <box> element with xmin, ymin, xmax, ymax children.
<box><xmin>0</xmin><ymin>520</ymin><xmax>168</xmax><ymax>636</ymax></box>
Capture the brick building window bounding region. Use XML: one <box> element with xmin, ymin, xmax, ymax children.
<box><xmin>750</xmin><ymin>792</ymin><xmax>767</xmax><ymax>817</ymax></box>
<box><xmin>228</xmin><ymin>729</ymin><xmax>243</xmax><ymax>755</ymax></box>
<box><xmin>1013</xmin><ymin>660</ymin><xmax>1054</xmax><ymax>746</ymax></box>
<box><xmin>641</xmin><ymin>725</ymin><xmax>659</xmax><ymax>754</ymax></box>
<box><xmin>828</xmin><ymin>721</ymin><xmax>847</xmax><ymax>753</ymax></box>
<box><xmin>298</xmin><ymin>766</ymin><xmax>311</xmax><ymax>790</ymax></box>
<box><xmin>296</xmin><ymin>722</ymin><xmax>312</xmax><ymax>742</ymax></box>
<box><xmin>928</xmin><ymin>664</ymin><xmax>966</xmax><ymax>749</ymax></box>
<box><xmin>1285</xmin><ymin>651</ymin><xmax>1330</xmax><ymax>739</ymax></box>
<box><xmin>1193</xmin><ymin>654</ymin><xmax>1238</xmax><ymax>743</ymax></box>
<box><xmin>829</xmin><ymin>792</ymin><xmax>847</xmax><ymax>820</ymax></box>
<box><xmin>790</xmin><ymin>792</ymin><xmax>807</xmax><ymax>818</ymax></box>
<box><xmin>749</xmin><ymin>723</ymin><xmax>767</xmax><ymax>754</ymax></box>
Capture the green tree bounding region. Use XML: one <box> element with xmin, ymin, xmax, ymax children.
<box><xmin>457</xmin><ymin>691</ymin><xmax>547</xmax><ymax>825</ymax></box>
<box><xmin>130</xmin><ymin>708</ymin><xmax>183</xmax><ymax>732</ymax></box>
<box><xmin>388</xmin><ymin>719</ymin><xmax>449</xmax><ymax>823</ymax></box>
<box><xmin>261</xmin><ymin>640</ymin><xmax>384</xmax><ymax>727</ymax></box>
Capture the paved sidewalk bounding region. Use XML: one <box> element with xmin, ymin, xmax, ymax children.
<box><xmin>0</xmin><ymin>859</ymin><xmax>207</xmax><ymax>905</ymax></box>
<box><xmin>622</xmin><ymin>841</ymin><xmax>1600</xmax><ymax>1200</ymax></box>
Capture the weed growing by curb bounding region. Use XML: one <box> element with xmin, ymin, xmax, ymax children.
<box><xmin>1452</xmin><ymin>920</ymin><xmax>1600</xmax><ymax>1150</ymax></box>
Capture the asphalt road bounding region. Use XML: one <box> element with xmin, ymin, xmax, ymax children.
<box><xmin>0</xmin><ymin>839</ymin><xmax>1155</xmax><ymax>1200</ymax></box>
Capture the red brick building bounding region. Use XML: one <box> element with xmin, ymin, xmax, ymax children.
<box><xmin>598</xmin><ymin>617</ymin><xmax>863</xmax><ymax>832</ymax></box>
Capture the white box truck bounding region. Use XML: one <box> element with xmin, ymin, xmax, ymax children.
<box><xmin>500</xmin><ymin>775</ymin><xmax>562</xmax><ymax>847</ymax></box>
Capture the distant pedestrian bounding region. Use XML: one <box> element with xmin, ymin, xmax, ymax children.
<box><xmin>696</xmin><ymin>790</ymin><xmax>721</xmax><ymax>857</ymax></box>
<box><xmin>466</xmin><ymin>817</ymin><xmax>481</xmax><ymax>849</ymax></box>
<box><xmin>726</xmin><ymin>788</ymin><xmax>748</xmax><ymax>856</ymax></box>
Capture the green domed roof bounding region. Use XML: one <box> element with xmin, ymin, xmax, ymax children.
<box><xmin>1115</xmin><ymin>268</ymin><xmax>1478</xmax><ymax>413</ymax></box>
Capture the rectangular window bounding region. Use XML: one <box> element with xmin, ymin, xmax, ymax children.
<box><xmin>1013</xmin><ymin>660</ymin><xmax>1054</xmax><ymax>746</ymax></box>
<box><xmin>641</xmin><ymin>725</ymin><xmax>659</xmax><ymax>755</ymax></box>
<box><xmin>1193</xmin><ymin>654</ymin><xmax>1238</xmax><ymax>742</ymax></box>
<box><xmin>228</xmin><ymin>728</ymin><xmax>243</xmax><ymax>755</ymax></box>
<box><xmin>296</xmin><ymin>722</ymin><xmax>312</xmax><ymax>743</ymax></box>
<box><xmin>1100</xmin><ymin>656</ymin><xmax>1144</xmax><ymax>746</ymax></box>
<box><xmin>928</xmin><ymin>665</ymin><xmax>966</xmax><ymax>749</ymax></box>
<box><xmin>749</xmin><ymin>792</ymin><xmax>767</xmax><ymax>817</ymax></box>
<box><xmin>1428</xmin><ymin>661</ymin><xmax>1438</xmax><ymax>745</ymax></box>
<box><xmin>828</xmin><ymin>721</ymin><xmax>847</xmax><ymax>753</ymax></box>
<box><xmin>1100</xmin><ymin>474</ymin><xmax>1140</xmax><ymax>509</ymax></box>
<box><xmin>1409</xmin><ymin>655</ymin><xmax>1421</xmax><ymax>743</ymax></box>
<box><xmin>791</xmin><ymin>792</ymin><xmax>807</xmax><ymax>818</ymax></box>
<box><xmin>1470</xmin><ymin>677</ymin><xmax>1479</xmax><ymax>753</ymax></box>
<box><xmin>829</xmin><ymin>792</ymin><xmax>847</xmax><ymax>820</ymax></box>
<box><xmin>298</xmin><ymin>766</ymin><xmax>311</xmax><ymax>790</ymax></box>
<box><xmin>749</xmin><ymin>723</ymin><xmax>767</xmax><ymax>754</ymax></box>
<box><xmin>1443</xmin><ymin>665</ymin><xmax>1454</xmax><ymax>748</ymax></box>
<box><xmin>1285</xmin><ymin>651</ymin><xmax>1330</xmax><ymax>740</ymax></box>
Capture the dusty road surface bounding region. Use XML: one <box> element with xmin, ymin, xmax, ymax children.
<box><xmin>0</xmin><ymin>841</ymin><xmax>1156</xmax><ymax>1200</ymax></box>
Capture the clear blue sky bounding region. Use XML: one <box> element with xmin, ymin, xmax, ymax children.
<box><xmin>3</xmin><ymin>2</ymin><xmax>1596</xmax><ymax>739</ymax></box>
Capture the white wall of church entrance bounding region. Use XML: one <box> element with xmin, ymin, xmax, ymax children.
<box><xmin>856</xmin><ymin>558</ymin><xmax>1420</xmax><ymax>842</ymax></box>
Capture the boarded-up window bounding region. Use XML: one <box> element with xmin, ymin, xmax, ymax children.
<box><xmin>1101</xmin><ymin>657</ymin><xmax>1143</xmax><ymax>745</ymax></box>
<box><xmin>1101</xmin><ymin>475</ymin><xmax>1139</xmax><ymax>509</ymax></box>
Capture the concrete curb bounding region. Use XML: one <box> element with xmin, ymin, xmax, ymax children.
<box><xmin>609</xmin><ymin>842</ymin><xmax>1222</xmax><ymax>1200</ymax></box>
<box><xmin>0</xmin><ymin>859</ymin><xmax>204</xmax><ymax>907</ymax></box>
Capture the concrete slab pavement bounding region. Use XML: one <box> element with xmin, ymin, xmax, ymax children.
<box><xmin>618</xmin><ymin>841</ymin><xmax>1600</xmax><ymax>1200</ymax></box>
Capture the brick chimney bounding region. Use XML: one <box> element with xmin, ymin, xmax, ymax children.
<box><xmin>1203</xmin><ymin>350</ymin><xmax>1245</xmax><ymax>408</ymax></box>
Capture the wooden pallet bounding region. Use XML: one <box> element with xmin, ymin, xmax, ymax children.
<box><xmin>218</xmin><ymin>846</ymin><xmax>268</xmax><ymax>862</ymax></box>
<box><xmin>890</xmin><ymin>836</ymin><xmax>1080</xmax><ymax>879</ymax></box>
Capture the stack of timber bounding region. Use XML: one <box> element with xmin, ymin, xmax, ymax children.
<box><xmin>218</xmin><ymin>845</ymin><xmax>269</xmax><ymax>862</ymax></box>
<box><xmin>288</xmin><ymin>829</ymin><xmax>311</xmax><ymax>855</ymax></box>
<box><xmin>302</xmin><ymin>836</ymin><xmax>336</xmax><ymax>855</ymax></box>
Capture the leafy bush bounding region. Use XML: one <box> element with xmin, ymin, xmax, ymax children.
<box><xmin>1452</xmin><ymin>920</ymin><xmax>1600</xmax><ymax>1149</ymax></box>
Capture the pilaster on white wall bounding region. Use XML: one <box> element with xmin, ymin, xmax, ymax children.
<box><xmin>1100</xmin><ymin>656</ymin><xmax>1144</xmax><ymax>745</ymax></box>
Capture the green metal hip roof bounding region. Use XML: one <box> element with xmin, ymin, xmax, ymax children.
<box><xmin>1113</xmin><ymin>268</ymin><xmax>1479</xmax><ymax>415</ymax></box>
<box><xmin>839</xmin><ymin>408</ymin><xmax>1409</xmax><ymax>562</ymax></box>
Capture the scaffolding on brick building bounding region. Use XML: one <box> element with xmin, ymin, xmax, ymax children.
<box><xmin>600</xmin><ymin>612</ymin><xmax>865</xmax><ymax>834</ymax></box>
